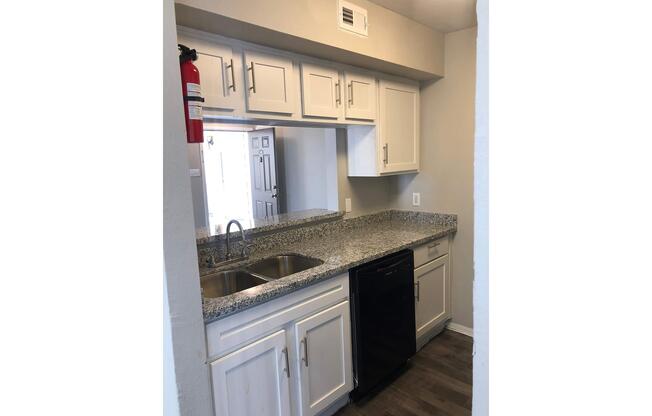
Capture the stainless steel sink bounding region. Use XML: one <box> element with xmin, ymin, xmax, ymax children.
<box><xmin>246</xmin><ymin>254</ymin><xmax>324</xmax><ymax>280</ymax></box>
<box><xmin>200</xmin><ymin>270</ymin><xmax>268</xmax><ymax>298</ymax></box>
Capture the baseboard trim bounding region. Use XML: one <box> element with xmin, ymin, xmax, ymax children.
<box><xmin>446</xmin><ymin>322</ymin><xmax>473</xmax><ymax>338</ymax></box>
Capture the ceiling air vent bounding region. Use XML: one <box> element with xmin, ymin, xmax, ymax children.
<box><xmin>338</xmin><ymin>0</ymin><xmax>368</xmax><ymax>37</ymax></box>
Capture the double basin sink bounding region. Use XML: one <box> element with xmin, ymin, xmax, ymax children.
<box><xmin>201</xmin><ymin>254</ymin><xmax>324</xmax><ymax>299</ymax></box>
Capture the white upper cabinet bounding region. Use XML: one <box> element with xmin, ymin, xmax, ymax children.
<box><xmin>379</xmin><ymin>79</ymin><xmax>419</xmax><ymax>173</ymax></box>
<box><xmin>344</xmin><ymin>72</ymin><xmax>376</xmax><ymax>120</ymax></box>
<box><xmin>176</xmin><ymin>34</ymin><xmax>239</xmax><ymax>111</ymax></box>
<box><xmin>347</xmin><ymin>79</ymin><xmax>419</xmax><ymax>176</ymax></box>
<box><xmin>300</xmin><ymin>63</ymin><xmax>341</xmax><ymax>119</ymax></box>
<box><xmin>194</xmin><ymin>45</ymin><xmax>238</xmax><ymax>111</ymax></box>
<box><xmin>244</xmin><ymin>50</ymin><xmax>295</xmax><ymax>114</ymax></box>
<box><xmin>210</xmin><ymin>330</ymin><xmax>292</xmax><ymax>416</ymax></box>
<box><xmin>294</xmin><ymin>301</ymin><xmax>353</xmax><ymax>416</ymax></box>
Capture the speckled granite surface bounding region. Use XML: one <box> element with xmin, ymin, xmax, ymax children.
<box><xmin>201</xmin><ymin>210</ymin><xmax>456</xmax><ymax>323</ymax></box>
<box><xmin>195</xmin><ymin>209</ymin><xmax>343</xmax><ymax>245</ymax></box>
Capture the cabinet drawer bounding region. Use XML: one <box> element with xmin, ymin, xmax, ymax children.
<box><xmin>413</xmin><ymin>237</ymin><xmax>449</xmax><ymax>268</ymax></box>
<box><xmin>206</xmin><ymin>273</ymin><xmax>349</xmax><ymax>360</ymax></box>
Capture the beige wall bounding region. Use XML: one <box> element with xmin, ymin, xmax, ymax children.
<box><xmin>333</xmin><ymin>129</ymin><xmax>394</xmax><ymax>215</ymax></box>
<box><xmin>175</xmin><ymin>0</ymin><xmax>444</xmax><ymax>79</ymax></box>
<box><xmin>392</xmin><ymin>27</ymin><xmax>477</xmax><ymax>329</ymax></box>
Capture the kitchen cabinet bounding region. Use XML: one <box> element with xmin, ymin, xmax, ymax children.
<box><xmin>413</xmin><ymin>238</ymin><xmax>451</xmax><ymax>348</ymax></box>
<box><xmin>300</xmin><ymin>63</ymin><xmax>341</xmax><ymax>119</ymax></box>
<box><xmin>347</xmin><ymin>79</ymin><xmax>420</xmax><ymax>176</ymax></box>
<box><xmin>294</xmin><ymin>301</ymin><xmax>353</xmax><ymax>416</ymax></box>
<box><xmin>343</xmin><ymin>72</ymin><xmax>376</xmax><ymax>120</ymax></box>
<box><xmin>378</xmin><ymin>80</ymin><xmax>420</xmax><ymax>173</ymax></box>
<box><xmin>210</xmin><ymin>330</ymin><xmax>292</xmax><ymax>416</ymax></box>
<box><xmin>244</xmin><ymin>50</ymin><xmax>295</xmax><ymax>114</ymax></box>
<box><xmin>193</xmin><ymin>44</ymin><xmax>238</xmax><ymax>111</ymax></box>
<box><xmin>205</xmin><ymin>274</ymin><xmax>352</xmax><ymax>416</ymax></box>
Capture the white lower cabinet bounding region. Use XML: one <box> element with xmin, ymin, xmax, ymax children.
<box><xmin>210</xmin><ymin>330</ymin><xmax>292</xmax><ymax>416</ymax></box>
<box><xmin>206</xmin><ymin>274</ymin><xmax>352</xmax><ymax>416</ymax></box>
<box><xmin>294</xmin><ymin>301</ymin><xmax>353</xmax><ymax>416</ymax></box>
<box><xmin>415</xmin><ymin>253</ymin><xmax>451</xmax><ymax>341</ymax></box>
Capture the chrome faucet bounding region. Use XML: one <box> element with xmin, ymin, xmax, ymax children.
<box><xmin>225</xmin><ymin>219</ymin><xmax>250</xmax><ymax>260</ymax></box>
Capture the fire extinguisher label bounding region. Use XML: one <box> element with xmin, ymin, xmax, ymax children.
<box><xmin>188</xmin><ymin>103</ymin><xmax>202</xmax><ymax>120</ymax></box>
<box><xmin>186</xmin><ymin>82</ymin><xmax>201</xmax><ymax>97</ymax></box>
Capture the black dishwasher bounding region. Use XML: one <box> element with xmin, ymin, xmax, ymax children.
<box><xmin>349</xmin><ymin>249</ymin><xmax>416</xmax><ymax>401</ymax></box>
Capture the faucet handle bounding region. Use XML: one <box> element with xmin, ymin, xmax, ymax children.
<box><xmin>241</xmin><ymin>243</ymin><xmax>253</xmax><ymax>258</ymax></box>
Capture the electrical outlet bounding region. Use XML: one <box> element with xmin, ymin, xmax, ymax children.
<box><xmin>345</xmin><ymin>198</ymin><xmax>352</xmax><ymax>212</ymax></box>
<box><xmin>412</xmin><ymin>193</ymin><xmax>421</xmax><ymax>207</ymax></box>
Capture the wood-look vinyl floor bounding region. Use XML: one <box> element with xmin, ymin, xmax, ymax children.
<box><xmin>335</xmin><ymin>330</ymin><xmax>473</xmax><ymax>416</ymax></box>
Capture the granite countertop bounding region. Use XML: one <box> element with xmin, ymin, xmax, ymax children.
<box><xmin>201</xmin><ymin>211</ymin><xmax>456</xmax><ymax>324</ymax></box>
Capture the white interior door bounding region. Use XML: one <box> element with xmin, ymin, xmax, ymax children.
<box><xmin>249</xmin><ymin>128</ymin><xmax>279</xmax><ymax>219</ymax></box>
<box><xmin>245</xmin><ymin>50</ymin><xmax>294</xmax><ymax>114</ymax></box>
<box><xmin>294</xmin><ymin>301</ymin><xmax>353</xmax><ymax>416</ymax></box>
<box><xmin>193</xmin><ymin>43</ymin><xmax>238</xmax><ymax>111</ymax></box>
<box><xmin>300</xmin><ymin>63</ymin><xmax>341</xmax><ymax>119</ymax></box>
<box><xmin>415</xmin><ymin>255</ymin><xmax>450</xmax><ymax>338</ymax></box>
<box><xmin>344</xmin><ymin>72</ymin><xmax>376</xmax><ymax>120</ymax></box>
<box><xmin>379</xmin><ymin>80</ymin><xmax>419</xmax><ymax>174</ymax></box>
<box><xmin>210</xmin><ymin>330</ymin><xmax>292</xmax><ymax>416</ymax></box>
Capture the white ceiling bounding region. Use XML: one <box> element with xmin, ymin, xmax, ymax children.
<box><xmin>369</xmin><ymin>0</ymin><xmax>477</xmax><ymax>33</ymax></box>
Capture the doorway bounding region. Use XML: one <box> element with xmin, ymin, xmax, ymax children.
<box><xmin>202</xmin><ymin>130</ymin><xmax>253</xmax><ymax>234</ymax></box>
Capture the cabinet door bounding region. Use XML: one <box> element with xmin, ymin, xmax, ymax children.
<box><xmin>343</xmin><ymin>72</ymin><xmax>376</xmax><ymax>120</ymax></box>
<box><xmin>194</xmin><ymin>43</ymin><xmax>238</xmax><ymax>111</ymax></box>
<box><xmin>415</xmin><ymin>254</ymin><xmax>450</xmax><ymax>339</ymax></box>
<box><xmin>244</xmin><ymin>50</ymin><xmax>295</xmax><ymax>114</ymax></box>
<box><xmin>300</xmin><ymin>63</ymin><xmax>341</xmax><ymax>119</ymax></box>
<box><xmin>210</xmin><ymin>330</ymin><xmax>292</xmax><ymax>416</ymax></box>
<box><xmin>294</xmin><ymin>301</ymin><xmax>353</xmax><ymax>416</ymax></box>
<box><xmin>379</xmin><ymin>80</ymin><xmax>419</xmax><ymax>174</ymax></box>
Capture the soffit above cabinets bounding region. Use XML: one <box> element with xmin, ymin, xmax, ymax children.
<box><xmin>174</xmin><ymin>0</ymin><xmax>444</xmax><ymax>81</ymax></box>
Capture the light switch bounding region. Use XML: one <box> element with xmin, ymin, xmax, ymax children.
<box><xmin>345</xmin><ymin>198</ymin><xmax>352</xmax><ymax>212</ymax></box>
<box><xmin>412</xmin><ymin>193</ymin><xmax>421</xmax><ymax>206</ymax></box>
<box><xmin>189</xmin><ymin>169</ymin><xmax>201</xmax><ymax>177</ymax></box>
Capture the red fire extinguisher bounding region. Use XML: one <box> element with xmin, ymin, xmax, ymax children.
<box><xmin>178</xmin><ymin>44</ymin><xmax>204</xmax><ymax>143</ymax></box>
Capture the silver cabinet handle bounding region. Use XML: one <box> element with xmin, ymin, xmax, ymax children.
<box><xmin>428</xmin><ymin>242</ymin><xmax>440</xmax><ymax>249</ymax></box>
<box><xmin>348</xmin><ymin>82</ymin><xmax>353</xmax><ymax>105</ymax></box>
<box><xmin>248</xmin><ymin>61</ymin><xmax>256</xmax><ymax>93</ymax></box>
<box><xmin>282</xmin><ymin>347</ymin><xmax>290</xmax><ymax>378</ymax></box>
<box><xmin>226</xmin><ymin>59</ymin><xmax>236</xmax><ymax>92</ymax></box>
<box><xmin>335</xmin><ymin>81</ymin><xmax>341</xmax><ymax>105</ymax></box>
<box><xmin>301</xmin><ymin>337</ymin><xmax>309</xmax><ymax>367</ymax></box>
<box><xmin>415</xmin><ymin>281</ymin><xmax>420</xmax><ymax>302</ymax></box>
<box><xmin>383</xmin><ymin>143</ymin><xmax>388</xmax><ymax>164</ymax></box>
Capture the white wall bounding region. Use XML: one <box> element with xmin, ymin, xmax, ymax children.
<box><xmin>163</xmin><ymin>0</ymin><xmax>213</xmax><ymax>414</ymax></box>
<box><xmin>392</xmin><ymin>27</ymin><xmax>477</xmax><ymax>329</ymax></box>
<box><xmin>473</xmin><ymin>0</ymin><xmax>488</xmax><ymax>413</ymax></box>
<box><xmin>187</xmin><ymin>144</ymin><xmax>208</xmax><ymax>231</ymax></box>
